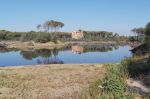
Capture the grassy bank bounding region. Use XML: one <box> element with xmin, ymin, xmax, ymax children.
<box><xmin>0</xmin><ymin>41</ymin><xmax>65</xmax><ymax>51</ymax></box>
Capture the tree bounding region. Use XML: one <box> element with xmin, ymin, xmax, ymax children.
<box><xmin>43</xmin><ymin>21</ymin><xmax>50</xmax><ymax>32</ymax></box>
<box><xmin>114</xmin><ymin>33</ymin><xmax>119</xmax><ymax>37</ymax></box>
<box><xmin>145</xmin><ymin>22</ymin><xmax>150</xmax><ymax>36</ymax></box>
<box><xmin>131</xmin><ymin>27</ymin><xmax>145</xmax><ymax>41</ymax></box>
<box><xmin>145</xmin><ymin>23</ymin><xmax>150</xmax><ymax>43</ymax></box>
<box><xmin>131</xmin><ymin>28</ymin><xmax>137</xmax><ymax>35</ymax></box>
<box><xmin>56</xmin><ymin>21</ymin><xmax>64</xmax><ymax>32</ymax></box>
<box><xmin>138</xmin><ymin>28</ymin><xmax>145</xmax><ymax>35</ymax></box>
<box><xmin>37</xmin><ymin>24</ymin><xmax>42</xmax><ymax>31</ymax></box>
<box><xmin>43</xmin><ymin>20</ymin><xmax>64</xmax><ymax>32</ymax></box>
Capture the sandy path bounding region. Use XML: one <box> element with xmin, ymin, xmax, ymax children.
<box><xmin>0</xmin><ymin>64</ymin><xmax>104</xmax><ymax>99</ymax></box>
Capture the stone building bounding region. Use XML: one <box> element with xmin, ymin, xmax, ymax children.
<box><xmin>71</xmin><ymin>30</ymin><xmax>84</xmax><ymax>39</ymax></box>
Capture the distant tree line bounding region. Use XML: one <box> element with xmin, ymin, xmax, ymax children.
<box><xmin>0</xmin><ymin>20</ymin><xmax>128</xmax><ymax>43</ymax></box>
<box><xmin>0</xmin><ymin>30</ymin><xmax>128</xmax><ymax>43</ymax></box>
<box><xmin>83</xmin><ymin>31</ymin><xmax>115</xmax><ymax>40</ymax></box>
<box><xmin>81</xmin><ymin>30</ymin><xmax>128</xmax><ymax>42</ymax></box>
<box><xmin>0</xmin><ymin>30</ymin><xmax>68</xmax><ymax>43</ymax></box>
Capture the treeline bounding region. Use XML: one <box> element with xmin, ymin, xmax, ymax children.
<box><xmin>0</xmin><ymin>30</ymin><xmax>71</xmax><ymax>43</ymax></box>
<box><xmin>0</xmin><ymin>30</ymin><xmax>128</xmax><ymax>43</ymax></box>
<box><xmin>82</xmin><ymin>30</ymin><xmax>128</xmax><ymax>41</ymax></box>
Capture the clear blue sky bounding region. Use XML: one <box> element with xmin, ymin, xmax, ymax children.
<box><xmin>0</xmin><ymin>0</ymin><xmax>150</xmax><ymax>35</ymax></box>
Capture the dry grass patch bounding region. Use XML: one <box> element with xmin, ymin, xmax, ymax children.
<box><xmin>0</xmin><ymin>64</ymin><xmax>104</xmax><ymax>99</ymax></box>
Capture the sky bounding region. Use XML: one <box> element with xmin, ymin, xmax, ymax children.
<box><xmin>0</xmin><ymin>0</ymin><xmax>150</xmax><ymax>35</ymax></box>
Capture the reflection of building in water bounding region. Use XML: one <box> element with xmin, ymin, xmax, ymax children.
<box><xmin>71</xmin><ymin>30</ymin><xmax>84</xmax><ymax>39</ymax></box>
<box><xmin>71</xmin><ymin>44</ymin><xmax>118</xmax><ymax>54</ymax></box>
<box><xmin>72</xmin><ymin>45</ymin><xmax>84</xmax><ymax>54</ymax></box>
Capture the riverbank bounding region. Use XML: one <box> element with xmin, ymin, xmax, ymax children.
<box><xmin>0</xmin><ymin>64</ymin><xmax>104</xmax><ymax>99</ymax></box>
<box><xmin>0</xmin><ymin>40</ymin><xmax>127</xmax><ymax>51</ymax></box>
<box><xmin>0</xmin><ymin>41</ymin><xmax>65</xmax><ymax>51</ymax></box>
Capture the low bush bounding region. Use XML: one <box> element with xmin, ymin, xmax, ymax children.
<box><xmin>122</xmin><ymin>57</ymin><xmax>150</xmax><ymax>77</ymax></box>
<box><xmin>87</xmin><ymin>64</ymin><xmax>135</xmax><ymax>99</ymax></box>
<box><xmin>0</xmin><ymin>30</ymin><xmax>62</xmax><ymax>43</ymax></box>
<box><xmin>20</xmin><ymin>32</ymin><xmax>37</xmax><ymax>42</ymax></box>
<box><xmin>34</xmin><ymin>33</ymin><xmax>51</xmax><ymax>43</ymax></box>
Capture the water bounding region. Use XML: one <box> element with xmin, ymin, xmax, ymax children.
<box><xmin>0</xmin><ymin>44</ymin><xmax>132</xmax><ymax>66</ymax></box>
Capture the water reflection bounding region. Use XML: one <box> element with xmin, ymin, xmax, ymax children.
<box><xmin>72</xmin><ymin>45</ymin><xmax>84</xmax><ymax>54</ymax></box>
<box><xmin>0</xmin><ymin>47</ymin><xmax>19</xmax><ymax>53</ymax></box>
<box><xmin>20</xmin><ymin>49</ymin><xmax>64</xmax><ymax>64</ymax></box>
<box><xmin>20</xmin><ymin>49</ymin><xmax>58</xmax><ymax>60</ymax></box>
<box><xmin>37</xmin><ymin>58</ymin><xmax>63</xmax><ymax>64</ymax></box>
<box><xmin>0</xmin><ymin>44</ymin><xmax>130</xmax><ymax>66</ymax></box>
<box><xmin>19</xmin><ymin>44</ymin><xmax>122</xmax><ymax>59</ymax></box>
<box><xmin>71</xmin><ymin>44</ymin><xmax>120</xmax><ymax>54</ymax></box>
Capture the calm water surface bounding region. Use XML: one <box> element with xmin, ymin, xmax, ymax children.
<box><xmin>0</xmin><ymin>44</ymin><xmax>132</xmax><ymax>66</ymax></box>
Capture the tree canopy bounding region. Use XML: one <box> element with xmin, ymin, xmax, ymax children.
<box><xmin>39</xmin><ymin>20</ymin><xmax>64</xmax><ymax>32</ymax></box>
<box><xmin>145</xmin><ymin>22</ymin><xmax>150</xmax><ymax>36</ymax></box>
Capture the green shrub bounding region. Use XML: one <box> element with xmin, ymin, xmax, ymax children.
<box><xmin>20</xmin><ymin>32</ymin><xmax>37</xmax><ymax>42</ymax></box>
<box><xmin>0</xmin><ymin>32</ymin><xmax>7</xmax><ymax>40</ymax></box>
<box><xmin>102</xmin><ymin>78</ymin><xmax>126</xmax><ymax>94</ymax></box>
<box><xmin>34</xmin><ymin>33</ymin><xmax>51</xmax><ymax>43</ymax></box>
<box><xmin>6</xmin><ymin>33</ymin><xmax>22</xmax><ymax>40</ymax></box>
<box><xmin>122</xmin><ymin>58</ymin><xmax>150</xmax><ymax>77</ymax></box>
<box><xmin>87</xmin><ymin>64</ymin><xmax>135</xmax><ymax>99</ymax></box>
<box><xmin>102</xmin><ymin>64</ymin><xmax>128</xmax><ymax>95</ymax></box>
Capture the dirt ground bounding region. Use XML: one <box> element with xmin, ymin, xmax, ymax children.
<box><xmin>0</xmin><ymin>41</ymin><xmax>65</xmax><ymax>51</ymax></box>
<box><xmin>0</xmin><ymin>64</ymin><xmax>104</xmax><ymax>99</ymax></box>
